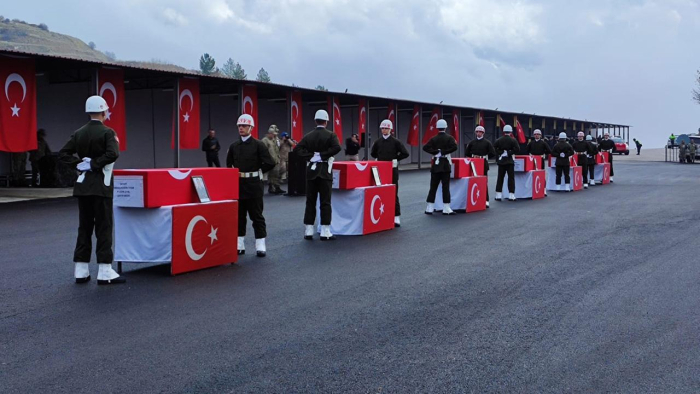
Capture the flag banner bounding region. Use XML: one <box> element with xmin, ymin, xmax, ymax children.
<box><xmin>0</xmin><ymin>57</ymin><xmax>37</xmax><ymax>152</ymax></box>
<box><xmin>242</xmin><ymin>85</ymin><xmax>258</xmax><ymax>138</ymax></box>
<box><xmin>98</xmin><ymin>68</ymin><xmax>127</xmax><ymax>150</ymax></box>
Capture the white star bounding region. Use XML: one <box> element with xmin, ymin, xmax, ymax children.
<box><xmin>10</xmin><ymin>103</ymin><xmax>20</xmax><ymax>117</ymax></box>
<box><xmin>361</xmin><ymin>124</ymin><xmax>365</xmax><ymax>130</ymax></box>
<box><xmin>208</xmin><ymin>226</ymin><xmax>218</xmax><ymax>244</ymax></box>
<box><xmin>183</xmin><ymin>112</ymin><xmax>190</xmax><ymax>122</ymax></box>
<box><xmin>292</xmin><ymin>120</ymin><xmax>297</xmax><ymax>127</ymax></box>
<box><xmin>380</xmin><ymin>203</ymin><xmax>385</xmax><ymax>215</ymax></box>
<box><xmin>335</xmin><ymin>119</ymin><xmax>340</xmax><ymax>125</ymax></box>
<box><xmin>477</xmin><ymin>190</ymin><xmax>480</xmax><ymax>199</ymax></box>
<box><xmin>413</xmin><ymin>125</ymin><xmax>417</xmax><ymax>130</ymax></box>
<box><xmin>430</xmin><ymin>126</ymin><xmax>434</xmax><ymax>130</ymax></box>
<box><xmin>105</xmin><ymin>109</ymin><xmax>112</xmax><ymax>121</ymax></box>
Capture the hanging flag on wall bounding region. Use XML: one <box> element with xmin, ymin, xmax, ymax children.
<box><xmin>452</xmin><ymin>109</ymin><xmax>460</xmax><ymax>144</ymax></box>
<box><xmin>241</xmin><ymin>85</ymin><xmax>258</xmax><ymax>138</ymax></box>
<box><xmin>421</xmin><ymin>107</ymin><xmax>440</xmax><ymax>144</ymax></box>
<box><xmin>0</xmin><ymin>57</ymin><xmax>37</xmax><ymax>152</ymax></box>
<box><xmin>358</xmin><ymin>98</ymin><xmax>367</xmax><ymax>144</ymax></box>
<box><xmin>407</xmin><ymin>105</ymin><xmax>420</xmax><ymax>146</ymax></box>
<box><xmin>97</xmin><ymin>68</ymin><xmax>127</xmax><ymax>150</ymax></box>
<box><xmin>290</xmin><ymin>91</ymin><xmax>303</xmax><ymax>141</ymax></box>
<box><xmin>173</xmin><ymin>78</ymin><xmax>200</xmax><ymax>149</ymax></box>
<box><xmin>514</xmin><ymin>116</ymin><xmax>526</xmax><ymax>144</ymax></box>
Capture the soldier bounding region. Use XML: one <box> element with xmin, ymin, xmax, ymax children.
<box><xmin>526</xmin><ymin>128</ymin><xmax>551</xmax><ymax>196</ymax></box>
<box><xmin>226</xmin><ymin>114</ymin><xmax>276</xmax><ymax>257</ymax></box>
<box><xmin>679</xmin><ymin>141</ymin><xmax>687</xmax><ymax>163</ymax></box>
<box><xmin>690</xmin><ymin>141</ymin><xmax>697</xmax><ymax>164</ymax></box>
<box><xmin>262</xmin><ymin>125</ymin><xmax>285</xmax><ymax>194</ymax></box>
<box><xmin>29</xmin><ymin>129</ymin><xmax>51</xmax><ymax>187</ymax></box>
<box><xmin>423</xmin><ymin>119</ymin><xmax>458</xmax><ymax>215</ymax></box>
<box><xmin>58</xmin><ymin>95</ymin><xmax>123</xmax><ymax>284</ymax></box>
<box><xmin>572</xmin><ymin>131</ymin><xmax>593</xmax><ymax>189</ymax></box>
<box><xmin>278</xmin><ymin>132</ymin><xmax>295</xmax><ymax>182</ymax></box>
<box><xmin>293</xmin><ymin>110</ymin><xmax>342</xmax><ymax>240</ymax></box>
<box><xmin>597</xmin><ymin>132</ymin><xmax>617</xmax><ymax>182</ymax></box>
<box><xmin>493</xmin><ymin>125</ymin><xmax>520</xmax><ymax>201</ymax></box>
<box><xmin>201</xmin><ymin>129</ymin><xmax>221</xmax><ymax>167</ymax></box>
<box><xmin>465</xmin><ymin>125</ymin><xmax>496</xmax><ymax>207</ymax></box>
<box><xmin>551</xmin><ymin>132</ymin><xmax>575</xmax><ymax>191</ymax></box>
<box><xmin>585</xmin><ymin>135</ymin><xmax>598</xmax><ymax>186</ymax></box>
<box><xmin>371</xmin><ymin>119</ymin><xmax>410</xmax><ymax>227</ymax></box>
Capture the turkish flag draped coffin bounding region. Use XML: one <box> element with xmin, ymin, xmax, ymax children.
<box><xmin>422</xmin><ymin>107</ymin><xmax>440</xmax><ymax>144</ymax></box>
<box><xmin>433</xmin><ymin>176</ymin><xmax>487</xmax><ymax>212</ymax></box>
<box><xmin>175</xmin><ymin>78</ymin><xmax>200</xmax><ymax>149</ymax></box>
<box><xmin>0</xmin><ymin>57</ymin><xmax>37</xmax><ymax>152</ymax></box>
<box><xmin>242</xmin><ymin>85</ymin><xmax>258</xmax><ymax>139</ymax></box>
<box><xmin>329</xmin><ymin>96</ymin><xmax>343</xmax><ymax>142</ymax></box>
<box><xmin>503</xmin><ymin>170</ymin><xmax>545</xmax><ymax>199</ymax></box>
<box><xmin>113</xmin><ymin>168</ymin><xmax>239</xmax><ymax>208</ymax></box>
<box><xmin>549</xmin><ymin>154</ymin><xmax>579</xmax><ymax>167</ymax></box>
<box><xmin>358</xmin><ymin>99</ymin><xmax>367</xmax><ymax>145</ymax></box>
<box><xmin>171</xmin><ymin>201</ymin><xmax>238</xmax><ymax>275</ymax></box>
<box><xmin>546</xmin><ymin>166</ymin><xmax>583</xmax><ymax>192</ymax></box>
<box><xmin>290</xmin><ymin>91</ymin><xmax>303</xmax><ymax>142</ymax></box>
<box><xmin>98</xmin><ymin>68</ymin><xmax>127</xmax><ymax>150</ymax></box>
<box><xmin>321</xmin><ymin>185</ymin><xmax>396</xmax><ymax>235</ymax></box>
<box><xmin>594</xmin><ymin>163</ymin><xmax>611</xmax><ymax>184</ymax></box>
<box><xmin>332</xmin><ymin>161</ymin><xmax>393</xmax><ymax>190</ymax></box>
<box><xmin>407</xmin><ymin>105</ymin><xmax>420</xmax><ymax>146</ymax></box>
<box><xmin>513</xmin><ymin>155</ymin><xmax>542</xmax><ymax>172</ymax></box>
<box><xmin>596</xmin><ymin>152</ymin><xmax>610</xmax><ymax>164</ymax></box>
<box><xmin>451</xmin><ymin>157</ymin><xmax>485</xmax><ymax>178</ymax></box>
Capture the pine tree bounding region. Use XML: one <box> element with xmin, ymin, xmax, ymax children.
<box><xmin>233</xmin><ymin>62</ymin><xmax>247</xmax><ymax>79</ymax></box>
<box><xmin>693</xmin><ymin>69</ymin><xmax>700</xmax><ymax>105</ymax></box>
<box><xmin>199</xmin><ymin>53</ymin><xmax>216</xmax><ymax>75</ymax></box>
<box><xmin>256</xmin><ymin>68</ymin><xmax>271</xmax><ymax>82</ymax></box>
<box><xmin>221</xmin><ymin>58</ymin><xmax>236</xmax><ymax>78</ymax></box>
<box><xmin>315</xmin><ymin>85</ymin><xmax>328</xmax><ymax>91</ymax></box>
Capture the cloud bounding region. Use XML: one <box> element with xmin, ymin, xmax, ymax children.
<box><xmin>161</xmin><ymin>7</ymin><xmax>188</xmax><ymax>27</ymax></box>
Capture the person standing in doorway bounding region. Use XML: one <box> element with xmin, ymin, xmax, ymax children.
<box><xmin>345</xmin><ymin>133</ymin><xmax>360</xmax><ymax>161</ymax></box>
<box><xmin>262</xmin><ymin>125</ymin><xmax>285</xmax><ymax>194</ymax></box>
<box><xmin>201</xmin><ymin>129</ymin><xmax>221</xmax><ymax>167</ymax></box>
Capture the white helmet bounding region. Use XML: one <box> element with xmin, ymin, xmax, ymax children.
<box><xmin>314</xmin><ymin>109</ymin><xmax>329</xmax><ymax>121</ymax></box>
<box><xmin>604</xmin><ymin>131</ymin><xmax>610</xmax><ymax>137</ymax></box>
<box><xmin>380</xmin><ymin>119</ymin><xmax>393</xmax><ymax>130</ymax></box>
<box><xmin>577</xmin><ymin>131</ymin><xmax>585</xmax><ymax>137</ymax></box>
<box><xmin>475</xmin><ymin>125</ymin><xmax>485</xmax><ymax>132</ymax></box>
<box><xmin>503</xmin><ymin>125</ymin><xmax>513</xmax><ymax>133</ymax></box>
<box><xmin>436</xmin><ymin>119</ymin><xmax>448</xmax><ymax>129</ymax></box>
<box><xmin>533</xmin><ymin>129</ymin><xmax>542</xmax><ymax>135</ymax></box>
<box><xmin>559</xmin><ymin>132</ymin><xmax>567</xmax><ymax>140</ymax></box>
<box><xmin>85</xmin><ymin>95</ymin><xmax>108</xmax><ymax>113</ymax></box>
<box><xmin>586</xmin><ymin>135</ymin><xmax>593</xmax><ymax>141</ymax></box>
<box><xmin>237</xmin><ymin>114</ymin><xmax>255</xmax><ymax>127</ymax></box>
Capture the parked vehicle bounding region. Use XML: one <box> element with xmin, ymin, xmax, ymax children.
<box><xmin>612</xmin><ymin>137</ymin><xmax>629</xmax><ymax>155</ymax></box>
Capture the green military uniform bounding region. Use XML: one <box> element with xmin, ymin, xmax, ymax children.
<box><xmin>59</xmin><ymin>120</ymin><xmax>119</xmax><ymax>265</ymax></box>
<box><xmin>261</xmin><ymin>135</ymin><xmax>282</xmax><ymax>193</ymax></box>
<box><xmin>690</xmin><ymin>143</ymin><xmax>696</xmax><ymax>164</ymax></box>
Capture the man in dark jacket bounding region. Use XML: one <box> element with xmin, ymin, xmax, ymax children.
<box><xmin>465</xmin><ymin>125</ymin><xmax>496</xmax><ymax>207</ymax></box>
<box><xmin>371</xmin><ymin>119</ymin><xmax>409</xmax><ymax>227</ymax></box>
<box><xmin>585</xmin><ymin>135</ymin><xmax>598</xmax><ymax>186</ymax></box>
<box><xmin>493</xmin><ymin>125</ymin><xmax>520</xmax><ymax>201</ymax></box>
<box><xmin>345</xmin><ymin>134</ymin><xmax>360</xmax><ymax>161</ymax></box>
<box><xmin>59</xmin><ymin>95</ymin><xmax>123</xmax><ymax>285</ymax></box>
<box><xmin>551</xmin><ymin>132</ymin><xmax>575</xmax><ymax>191</ymax></box>
<box><xmin>572</xmin><ymin>131</ymin><xmax>593</xmax><ymax>189</ymax></box>
<box><xmin>226</xmin><ymin>114</ymin><xmax>276</xmax><ymax>257</ymax></box>
<box><xmin>293</xmin><ymin>110</ymin><xmax>342</xmax><ymax>240</ymax></box>
<box><xmin>201</xmin><ymin>129</ymin><xmax>221</xmax><ymax>167</ymax></box>
<box><xmin>597</xmin><ymin>132</ymin><xmax>617</xmax><ymax>182</ymax></box>
<box><xmin>423</xmin><ymin>119</ymin><xmax>458</xmax><ymax>215</ymax></box>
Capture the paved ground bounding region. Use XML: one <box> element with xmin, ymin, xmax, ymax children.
<box><xmin>1</xmin><ymin>161</ymin><xmax>700</xmax><ymax>393</ymax></box>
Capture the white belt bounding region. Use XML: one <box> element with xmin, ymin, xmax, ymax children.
<box><xmin>240</xmin><ymin>171</ymin><xmax>260</xmax><ymax>178</ymax></box>
<box><xmin>472</xmin><ymin>155</ymin><xmax>487</xmax><ymax>159</ymax></box>
<box><xmin>435</xmin><ymin>154</ymin><xmax>452</xmax><ymax>166</ymax></box>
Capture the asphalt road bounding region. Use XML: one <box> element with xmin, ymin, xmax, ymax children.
<box><xmin>2</xmin><ymin>161</ymin><xmax>699</xmax><ymax>393</ymax></box>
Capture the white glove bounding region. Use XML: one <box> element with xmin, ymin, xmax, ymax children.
<box><xmin>310</xmin><ymin>152</ymin><xmax>322</xmax><ymax>163</ymax></box>
<box><xmin>392</xmin><ymin>159</ymin><xmax>398</xmax><ymax>168</ymax></box>
<box><xmin>435</xmin><ymin>151</ymin><xmax>442</xmax><ymax>158</ymax></box>
<box><xmin>76</xmin><ymin>158</ymin><xmax>92</xmax><ymax>172</ymax></box>
<box><xmin>559</xmin><ymin>152</ymin><xmax>565</xmax><ymax>158</ymax></box>
<box><xmin>500</xmin><ymin>151</ymin><xmax>508</xmax><ymax>158</ymax></box>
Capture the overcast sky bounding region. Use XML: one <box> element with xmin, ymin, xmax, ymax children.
<box><xmin>6</xmin><ymin>0</ymin><xmax>700</xmax><ymax>147</ymax></box>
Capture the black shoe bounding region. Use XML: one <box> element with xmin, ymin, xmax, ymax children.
<box><xmin>424</xmin><ymin>211</ymin><xmax>433</xmax><ymax>215</ymax></box>
<box><xmin>256</xmin><ymin>250</ymin><xmax>266</xmax><ymax>257</ymax></box>
<box><xmin>75</xmin><ymin>275</ymin><xmax>91</xmax><ymax>284</ymax></box>
<box><xmin>238</xmin><ymin>249</ymin><xmax>245</xmax><ymax>255</ymax></box>
<box><xmin>268</xmin><ymin>189</ymin><xmax>275</xmax><ymax>194</ymax></box>
<box><xmin>394</xmin><ymin>223</ymin><xmax>401</xmax><ymax>228</ymax></box>
<box><xmin>97</xmin><ymin>276</ymin><xmax>126</xmax><ymax>285</ymax></box>
<box><xmin>320</xmin><ymin>235</ymin><xmax>336</xmax><ymax>241</ymax></box>
<box><xmin>275</xmin><ymin>188</ymin><xmax>286</xmax><ymax>194</ymax></box>
<box><xmin>304</xmin><ymin>235</ymin><xmax>313</xmax><ymax>240</ymax></box>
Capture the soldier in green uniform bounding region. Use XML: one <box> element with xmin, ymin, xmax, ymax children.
<box><xmin>423</xmin><ymin>119</ymin><xmax>458</xmax><ymax>215</ymax></box>
<box><xmin>261</xmin><ymin>125</ymin><xmax>284</xmax><ymax>194</ymax></box>
<box><xmin>59</xmin><ymin>95</ymin><xmax>123</xmax><ymax>284</ymax></box>
<box><xmin>293</xmin><ymin>110</ymin><xmax>342</xmax><ymax>240</ymax></box>
<box><xmin>689</xmin><ymin>141</ymin><xmax>697</xmax><ymax>164</ymax></box>
<box><xmin>226</xmin><ymin>114</ymin><xmax>276</xmax><ymax>257</ymax></box>
<box><xmin>493</xmin><ymin>125</ymin><xmax>520</xmax><ymax>201</ymax></box>
<box><xmin>371</xmin><ymin>119</ymin><xmax>409</xmax><ymax>227</ymax></box>
<box><xmin>465</xmin><ymin>125</ymin><xmax>496</xmax><ymax>207</ymax></box>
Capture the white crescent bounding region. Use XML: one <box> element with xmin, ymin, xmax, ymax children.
<box><xmin>185</xmin><ymin>215</ymin><xmax>207</xmax><ymax>261</ymax></box>
<box><xmin>5</xmin><ymin>73</ymin><xmax>27</xmax><ymax>102</ymax></box>
<box><xmin>535</xmin><ymin>176</ymin><xmax>542</xmax><ymax>194</ymax></box>
<box><xmin>412</xmin><ymin>111</ymin><xmax>419</xmax><ymax>120</ymax></box>
<box><xmin>333</xmin><ymin>101</ymin><xmax>341</xmax><ymax>117</ymax></box>
<box><xmin>369</xmin><ymin>195</ymin><xmax>382</xmax><ymax>225</ymax></box>
<box><xmin>168</xmin><ymin>169</ymin><xmax>192</xmax><ymax>180</ymax></box>
<box><xmin>354</xmin><ymin>163</ymin><xmax>368</xmax><ymax>171</ymax></box>
<box><xmin>243</xmin><ymin>96</ymin><xmax>254</xmax><ymax>113</ymax></box>
<box><xmin>179</xmin><ymin>89</ymin><xmax>194</xmax><ymax>111</ymax></box>
<box><xmin>291</xmin><ymin>100</ymin><xmax>299</xmax><ymax>119</ymax></box>
<box><xmin>388</xmin><ymin>109</ymin><xmax>395</xmax><ymax>120</ymax></box>
<box><xmin>470</xmin><ymin>182</ymin><xmax>479</xmax><ymax>206</ymax></box>
<box><xmin>99</xmin><ymin>82</ymin><xmax>118</xmax><ymax>106</ymax></box>
<box><xmin>430</xmin><ymin>113</ymin><xmax>439</xmax><ymax>127</ymax></box>
<box><xmin>360</xmin><ymin>106</ymin><xmax>366</xmax><ymax>120</ymax></box>
<box><xmin>604</xmin><ymin>168</ymin><xmax>609</xmax><ymax>180</ymax></box>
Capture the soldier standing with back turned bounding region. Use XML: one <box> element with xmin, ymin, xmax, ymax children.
<box><xmin>493</xmin><ymin>125</ymin><xmax>520</xmax><ymax>201</ymax></box>
<box><xmin>423</xmin><ymin>119</ymin><xmax>458</xmax><ymax>215</ymax></box>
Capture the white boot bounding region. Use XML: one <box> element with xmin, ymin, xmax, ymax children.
<box><xmin>610</xmin><ymin>176</ymin><xmax>614</xmax><ymax>183</ymax></box>
<box><xmin>97</xmin><ymin>263</ymin><xmax>125</xmax><ymax>285</ymax></box>
<box><xmin>495</xmin><ymin>192</ymin><xmax>502</xmax><ymax>201</ymax></box>
<box><xmin>590</xmin><ymin>180</ymin><xmax>596</xmax><ymax>186</ymax></box>
<box><xmin>394</xmin><ymin>216</ymin><xmax>401</xmax><ymax>227</ymax></box>
<box><xmin>508</xmin><ymin>193</ymin><xmax>516</xmax><ymax>201</ymax></box>
<box><xmin>486</xmin><ymin>201</ymin><xmax>490</xmax><ymax>208</ymax></box>
<box><xmin>255</xmin><ymin>238</ymin><xmax>266</xmax><ymax>257</ymax></box>
<box><xmin>565</xmin><ymin>184</ymin><xmax>571</xmax><ymax>192</ymax></box>
<box><xmin>237</xmin><ymin>236</ymin><xmax>245</xmax><ymax>255</ymax></box>
<box><xmin>425</xmin><ymin>203</ymin><xmax>434</xmax><ymax>215</ymax></box>
<box><xmin>584</xmin><ymin>183</ymin><xmax>589</xmax><ymax>189</ymax></box>
<box><xmin>304</xmin><ymin>225</ymin><xmax>314</xmax><ymax>240</ymax></box>
<box><xmin>320</xmin><ymin>225</ymin><xmax>336</xmax><ymax>241</ymax></box>
<box><xmin>74</xmin><ymin>262</ymin><xmax>90</xmax><ymax>283</ymax></box>
<box><xmin>442</xmin><ymin>203</ymin><xmax>455</xmax><ymax>215</ymax></box>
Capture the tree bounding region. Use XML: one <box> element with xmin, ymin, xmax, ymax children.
<box><xmin>104</xmin><ymin>51</ymin><xmax>117</xmax><ymax>61</ymax></box>
<box><xmin>38</xmin><ymin>23</ymin><xmax>48</xmax><ymax>31</ymax></box>
<box><xmin>88</xmin><ymin>41</ymin><xmax>96</xmax><ymax>50</ymax></box>
<box><xmin>694</xmin><ymin>69</ymin><xmax>700</xmax><ymax>105</ymax></box>
<box><xmin>315</xmin><ymin>85</ymin><xmax>328</xmax><ymax>91</ymax></box>
<box><xmin>199</xmin><ymin>53</ymin><xmax>216</xmax><ymax>75</ymax></box>
<box><xmin>256</xmin><ymin>67</ymin><xmax>271</xmax><ymax>82</ymax></box>
<box><xmin>233</xmin><ymin>62</ymin><xmax>246</xmax><ymax>79</ymax></box>
<box><xmin>221</xmin><ymin>58</ymin><xmax>236</xmax><ymax>78</ymax></box>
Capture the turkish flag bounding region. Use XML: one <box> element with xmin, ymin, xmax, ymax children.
<box><xmin>407</xmin><ymin>105</ymin><xmax>420</xmax><ymax>146</ymax></box>
<box><xmin>452</xmin><ymin>109</ymin><xmax>460</xmax><ymax>144</ymax></box>
<box><xmin>171</xmin><ymin>201</ymin><xmax>238</xmax><ymax>275</ymax></box>
<box><xmin>0</xmin><ymin>57</ymin><xmax>36</xmax><ymax>152</ymax></box>
<box><xmin>358</xmin><ymin>98</ymin><xmax>367</xmax><ymax>145</ymax></box>
<box><xmin>98</xmin><ymin>68</ymin><xmax>127</xmax><ymax>150</ymax></box>
<box><xmin>466</xmin><ymin>176</ymin><xmax>487</xmax><ymax>212</ymax></box>
<box><xmin>174</xmin><ymin>78</ymin><xmax>200</xmax><ymax>149</ymax></box>
<box><xmin>387</xmin><ymin>103</ymin><xmax>396</xmax><ymax>125</ymax></box>
<box><xmin>242</xmin><ymin>85</ymin><xmax>258</xmax><ymax>139</ymax></box>
<box><xmin>421</xmin><ymin>107</ymin><xmax>440</xmax><ymax>144</ymax></box>
<box><xmin>362</xmin><ymin>185</ymin><xmax>396</xmax><ymax>234</ymax></box>
<box><xmin>571</xmin><ymin>166</ymin><xmax>583</xmax><ymax>191</ymax></box>
<box><xmin>498</xmin><ymin>114</ymin><xmax>506</xmax><ymax>129</ymax></box>
<box><xmin>514</xmin><ymin>116</ymin><xmax>526</xmax><ymax>144</ymax></box>
<box><xmin>290</xmin><ymin>91</ymin><xmax>303</xmax><ymax>142</ymax></box>
<box><xmin>532</xmin><ymin>170</ymin><xmax>545</xmax><ymax>199</ymax></box>
<box><xmin>329</xmin><ymin>96</ymin><xmax>343</xmax><ymax>142</ymax></box>
<box><xmin>476</xmin><ymin>111</ymin><xmax>485</xmax><ymax>127</ymax></box>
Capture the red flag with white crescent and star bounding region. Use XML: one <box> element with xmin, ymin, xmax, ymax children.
<box><xmin>242</xmin><ymin>85</ymin><xmax>258</xmax><ymax>139</ymax></box>
<box><xmin>476</xmin><ymin>111</ymin><xmax>485</xmax><ymax>127</ymax></box>
<box><xmin>0</xmin><ymin>57</ymin><xmax>37</xmax><ymax>152</ymax></box>
<box><xmin>387</xmin><ymin>103</ymin><xmax>396</xmax><ymax>125</ymax></box>
<box><xmin>514</xmin><ymin>116</ymin><xmax>526</xmax><ymax>144</ymax></box>
<box><xmin>290</xmin><ymin>91</ymin><xmax>303</xmax><ymax>141</ymax></box>
<box><xmin>362</xmin><ymin>185</ymin><xmax>396</xmax><ymax>234</ymax></box>
<box><xmin>407</xmin><ymin>105</ymin><xmax>420</xmax><ymax>146</ymax></box>
<box><xmin>421</xmin><ymin>107</ymin><xmax>440</xmax><ymax>144</ymax></box>
<box><xmin>174</xmin><ymin>78</ymin><xmax>200</xmax><ymax>149</ymax></box>
<box><xmin>452</xmin><ymin>109</ymin><xmax>460</xmax><ymax>144</ymax></box>
<box><xmin>328</xmin><ymin>96</ymin><xmax>343</xmax><ymax>142</ymax></box>
<box><xmin>97</xmin><ymin>68</ymin><xmax>127</xmax><ymax>150</ymax></box>
<box><xmin>358</xmin><ymin>98</ymin><xmax>367</xmax><ymax>144</ymax></box>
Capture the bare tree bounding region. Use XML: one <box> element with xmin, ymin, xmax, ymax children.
<box><xmin>694</xmin><ymin>69</ymin><xmax>700</xmax><ymax>105</ymax></box>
